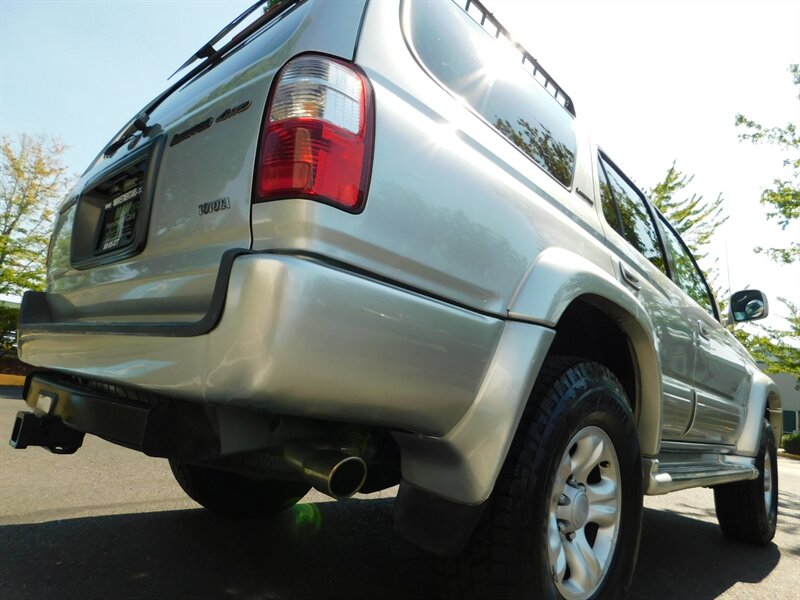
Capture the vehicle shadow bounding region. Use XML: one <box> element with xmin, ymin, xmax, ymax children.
<box><xmin>0</xmin><ymin>498</ymin><xmax>433</xmax><ymax>600</ymax></box>
<box><xmin>632</xmin><ymin>505</ymin><xmax>783</xmax><ymax>599</ymax></box>
<box><xmin>0</xmin><ymin>499</ymin><xmax>785</xmax><ymax>599</ymax></box>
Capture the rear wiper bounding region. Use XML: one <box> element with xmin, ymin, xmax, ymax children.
<box><xmin>103</xmin><ymin>112</ymin><xmax>150</xmax><ymax>158</ymax></box>
<box><xmin>101</xmin><ymin>0</ymin><xmax>295</xmax><ymax>161</ymax></box>
<box><xmin>168</xmin><ymin>0</ymin><xmax>273</xmax><ymax>80</ymax></box>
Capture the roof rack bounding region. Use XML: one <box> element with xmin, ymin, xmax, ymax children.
<box><xmin>460</xmin><ymin>0</ymin><xmax>576</xmax><ymax>117</ymax></box>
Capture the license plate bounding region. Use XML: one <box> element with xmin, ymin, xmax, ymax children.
<box><xmin>96</xmin><ymin>185</ymin><xmax>142</xmax><ymax>254</ymax></box>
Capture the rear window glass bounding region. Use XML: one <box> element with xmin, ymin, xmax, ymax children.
<box><xmin>406</xmin><ymin>0</ymin><xmax>577</xmax><ymax>187</ymax></box>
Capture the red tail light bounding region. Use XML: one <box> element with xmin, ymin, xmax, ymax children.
<box><xmin>254</xmin><ymin>54</ymin><xmax>374</xmax><ymax>212</ymax></box>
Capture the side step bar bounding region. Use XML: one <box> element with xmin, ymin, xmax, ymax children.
<box><xmin>643</xmin><ymin>456</ymin><xmax>758</xmax><ymax>495</ymax></box>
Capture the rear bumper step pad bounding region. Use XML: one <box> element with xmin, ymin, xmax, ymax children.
<box><xmin>12</xmin><ymin>373</ymin><xmax>219</xmax><ymax>459</ymax></box>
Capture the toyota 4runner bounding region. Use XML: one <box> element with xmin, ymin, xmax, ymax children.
<box><xmin>10</xmin><ymin>1</ymin><xmax>783</xmax><ymax>598</ymax></box>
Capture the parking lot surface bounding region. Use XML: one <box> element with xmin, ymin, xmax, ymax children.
<box><xmin>1</xmin><ymin>387</ymin><xmax>798</xmax><ymax>599</ymax></box>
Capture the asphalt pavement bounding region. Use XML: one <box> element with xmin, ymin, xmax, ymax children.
<box><xmin>1</xmin><ymin>386</ymin><xmax>798</xmax><ymax>599</ymax></box>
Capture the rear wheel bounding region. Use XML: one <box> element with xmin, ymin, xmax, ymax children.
<box><xmin>713</xmin><ymin>420</ymin><xmax>778</xmax><ymax>544</ymax></box>
<box><xmin>170</xmin><ymin>459</ymin><xmax>310</xmax><ymax>518</ymax></box>
<box><xmin>442</xmin><ymin>357</ymin><xmax>642</xmax><ymax>600</ymax></box>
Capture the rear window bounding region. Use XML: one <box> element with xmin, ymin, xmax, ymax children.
<box><xmin>405</xmin><ymin>0</ymin><xmax>577</xmax><ymax>187</ymax></box>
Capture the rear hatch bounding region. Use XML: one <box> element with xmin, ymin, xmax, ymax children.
<box><xmin>45</xmin><ymin>0</ymin><xmax>366</xmax><ymax>324</ymax></box>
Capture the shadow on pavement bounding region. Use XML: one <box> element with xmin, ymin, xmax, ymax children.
<box><xmin>0</xmin><ymin>498</ymin><xmax>786</xmax><ymax>599</ymax></box>
<box><xmin>632</xmin><ymin>506</ymin><xmax>782</xmax><ymax>599</ymax></box>
<box><xmin>0</xmin><ymin>498</ymin><xmax>434</xmax><ymax>600</ymax></box>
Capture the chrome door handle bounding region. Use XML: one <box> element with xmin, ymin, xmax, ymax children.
<box><xmin>697</xmin><ymin>321</ymin><xmax>711</xmax><ymax>341</ymax></box>
<box><xmin>619</xmin><ymin>262</ymin><xmax>641</xmax><ymax>291</ymax></box>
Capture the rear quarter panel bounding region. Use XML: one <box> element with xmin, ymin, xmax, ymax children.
<box><xmin>251</xmin><ymin>0</ymin><xmax>612</xmax><ymax>317</ymax></box>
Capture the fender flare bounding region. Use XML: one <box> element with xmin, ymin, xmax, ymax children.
<box><xmin>395</xmin><ymin>248</ymin><xmax>664</xmax><ymax>509</ymax></box>
<box><xmin>508</xmin><ymin>247</ymin><xmax>664</xmax><ymax>456</ymax></box>
<box><xmin>736</xmin><ymin>370</ymin><xmax>782</xmax><ymax>455</ymax></box>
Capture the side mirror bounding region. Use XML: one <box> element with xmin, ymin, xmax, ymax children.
<box><xmin>729</xmin><ymin>289</ymin><xmax>769</xmax><ymax>323</ymax></box>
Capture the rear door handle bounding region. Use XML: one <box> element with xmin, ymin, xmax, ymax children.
<box><xmin>619</xmin><ymin>262</ymin><xmax>641</xmax><ymax>291</ymax></box>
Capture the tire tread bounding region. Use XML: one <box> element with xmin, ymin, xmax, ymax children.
<box><xmin>441</xmin><ymin>356</ymin><xmax>639</xmax><ymax>599</ymax></box>
<box><xmin>713</xmin><ymin>421</ymin><xmax>777</xmax><ymax>545</ymax></box>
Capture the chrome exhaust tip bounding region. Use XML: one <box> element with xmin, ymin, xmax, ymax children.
<box><xmin>284</xmin><ymin>443</ymin><xmax>367</xmax><ymax>499</ymax></box>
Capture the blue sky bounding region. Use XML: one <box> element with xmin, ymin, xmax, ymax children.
<box><xmin>2</xmin><ymin>0</ymin><xmax>799</xmax><ymax>326</ymax></box>
<box><xmin>1</xmin><ymin>0</ymin><xmax>252</xmax><ymax>172</ymax></box>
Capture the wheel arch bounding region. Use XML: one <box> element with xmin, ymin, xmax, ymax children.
<box><xmin>392</xmin><ymin>249</ymin><xmax>665</xmax><ymax>554</ymax></box>
<box><xmin>546</xmin><ymin>294</ymin><xmax>662</xmax><ymax>456</ymax></box>
<box><xmin>509</xmin><ymin>247</ymin><xmax>663</xmax><ymax>456</ymax></box>
<box><xmin>737</xmin><ymin>371</ymin><xmax>782</xmax><ymax>455</ymax></box>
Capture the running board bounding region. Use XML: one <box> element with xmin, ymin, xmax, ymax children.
<box><xmin>643</xmin><ymin>456</ymin><xmax>758</xmax><ymax>495</ymax></box>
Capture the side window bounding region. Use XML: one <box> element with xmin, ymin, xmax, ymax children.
<box><xmin>407</xmin><ymin>0</ymin><xmax>577</xmax><ymax>187</ymax></box>
<box><xmin>597</xmin><ymin>156</ymin><xmax>667</xmax><ymax>274</ymax></box>
<box><xmin>657</xmin><ymin>214</ymin><xmax>716</xmax><ymax>316</ymax></box>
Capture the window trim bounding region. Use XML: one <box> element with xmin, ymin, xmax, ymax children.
<box><xmin>400</xmin><ymin>0</ymin><xmax>577</xmax><ymax>191</ymax></box>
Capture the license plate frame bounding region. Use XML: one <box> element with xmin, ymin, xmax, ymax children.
<box><xmin>95</xmin><ymin>184</ymin><xmax>143</xmax><ymax>255</ymax></box>
<box><xmin>70</xmin><ymin>135</ymin><xmax>165</xmax><ymax>270</ymax></box>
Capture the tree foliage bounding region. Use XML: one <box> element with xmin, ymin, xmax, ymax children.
<box><xmin>648</xmin><ymin>161</ymin><xmax>728</xmax><ymax>261</ymax></box>
<box><xmin>648</xmin><ymin>161</ymin><xmax>728</xmax><ymax>302</ymax></box>
<box><xmin>0</xmin><ymin>305</ymin><xmax>19</xmax><ymax>354</ymax></box>
<box><xmin>0</xmin><ymin>135</ymin><xmax>70</xmax><ymax>296</ymax></box>
<box><xmin>733</xmin><ymin>65</ymin><xmax>800</xmax><ymax>383</ymax></box>
<box><xmin>734</xmin><ymin>298</ymin><xmax>800</xmax><ymax>386</ymax></box>
<box><xmin>735</xmin><ymin>63</ymin><xmax>800</xmax><ymax>264</ymax></box>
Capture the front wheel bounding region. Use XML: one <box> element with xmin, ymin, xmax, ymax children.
<box><xmin>713</xmin><ymin>420</ymin><xmax>778</xmax><ymax>544</ymax></box>
<box><xmin>442</xmin><ymin>358</ymin><xmax>642</xmax><ymax>600</ymax></box>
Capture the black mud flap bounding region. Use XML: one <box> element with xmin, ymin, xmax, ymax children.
<box><xmin>393</xmin><ymin>480</ymin><xmax>487</xmax><ymax>558</ymax></box>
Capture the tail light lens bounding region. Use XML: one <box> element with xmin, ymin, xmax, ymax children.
<box><xmin>254</xmin><ymin>54</ymin><xmax>374</xmax><ymax>212</ymax></box>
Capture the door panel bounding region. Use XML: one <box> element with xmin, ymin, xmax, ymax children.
<box><xmin>594</xmin><ymin>153</ymin><xmax>696</xmax><ymax>441</ymax></box>
<box><xmin>660</xmin><ymin>376</ymin><xmax>695</xmax><ymax>439</ymax></box>
<box><xmin>685</xmin><ymin>314</ymin><xmax>748</xmax><ymax>444</ymax></box>
<box><xmin>654</xmin><ymin>213</ymin><xmax>748</xmax><ymax>445</ymax></box>
<box><xmin>604</xmin><ymin>237</ymin><xmax>697</xmax><ymax>441</ymax></box>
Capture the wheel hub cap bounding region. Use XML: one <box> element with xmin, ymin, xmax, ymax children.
<box><xmin>558</xmin><ymin>483</ymin><xmax>590</xmax><ymax>532</ymax></box>
<box><xmin>547</xmin><ymin>426</ymin><xmax>622</xmax><ymax>600</ymax></box>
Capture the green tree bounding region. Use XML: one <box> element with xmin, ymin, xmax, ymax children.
<box><xmin>733</xmin><ymin>64</ymin><xmax>800</xmax><ymax>384</ymax></box>
<box><xmin>648</xmin><ymin>162</ymin><xmax>728</xmax><ymax>263</ymax></box>
<box><xmin>648</xmin><ymin>162</ymin><xmax>728</xmax><ymax>305</ymax></box>
<box><xmin>735</xmin><ymin>63</ymin><xmax>800</xmax><ymax>264</ymax></box>
<box><xmin>0</xmin><ymin>135</ymin><xmax>70</xmax><ymax>297</ymax></box>
<box><xmin>734</xmin><ymin>298</ymin><xmax>800</xmax><ymax>386</ymax></box>
<box><xmin>0</xmin><ymin>304</ymin><xmax>19</xmax><ymax>354</ymax></box>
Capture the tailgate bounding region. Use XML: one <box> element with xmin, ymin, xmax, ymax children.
<box><xmin>43</xmin><ymin>0</ymin><xmax>367</xmax><ymax>325</ymax></box>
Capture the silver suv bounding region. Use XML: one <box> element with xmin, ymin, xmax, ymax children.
<box><xmin>10</xmin><ymin>1</ymin><xmax>782</xmax><ymax>597</ymax></box>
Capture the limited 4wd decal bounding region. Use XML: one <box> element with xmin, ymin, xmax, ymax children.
<box><xmin>170</xmin><ymin>101</ymin><xmax>252</xmax><ymax>147</ymax></box>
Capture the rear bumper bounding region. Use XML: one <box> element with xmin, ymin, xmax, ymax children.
<box><xmin>14</xmin><ymin>373</ymin><xmax>217</xmax><ymax>458</ymax></box>
<box><xmin>19</xmin><ymin>253</ymin><xmax>504</xmax><ymax>437</ymax></box>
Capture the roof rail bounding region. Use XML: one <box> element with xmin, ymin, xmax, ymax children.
<box><xmin>460</xmin><ymin>0</ymin><xmax>576</xmax><ymax>117</ymax></box>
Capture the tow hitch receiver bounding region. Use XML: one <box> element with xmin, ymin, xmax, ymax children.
<box><xmin>9</xmin><ymin>411</ymin><xmax>85</xmax><ymax>454</ymax></box>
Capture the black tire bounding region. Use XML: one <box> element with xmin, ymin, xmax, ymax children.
<box><xmin>713</xmin><ymin>420</ymin><xmax>778</xmax><ymax>544</ymax></box>
<box><xmin>442</xmin><ymin>357</ymin><xmax>642</xmax><ymax>600</ymax></box>
<box><xmin>169</xmin><ymin>459</ymin><xmax>310</xmax><ymax>518</ymax></box>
